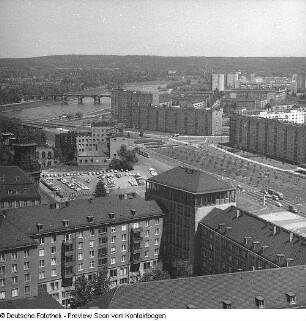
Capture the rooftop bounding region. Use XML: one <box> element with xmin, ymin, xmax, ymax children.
<box><xmin>0</xmin><ymin>288</ymin><xmax>63</xmax><ymax>309</ymax></box>
<box><xmin>200</xmin><ymin>206</ymin><xmax>306</xmax><ymax>266</ymax></box>
<box><xmin>147</xmin><ymin>166</ymin><xmax>234</xmax><ymax>194</ymax></box>
<box><xmin>0</xmin><ymin>215</ymin><xmax>37</xmax><ymax>251</ymax></box>
<box><xmin>5</xmin><ymin>194</ymin><xmax>163</xmax><ymax>236</ymax></box>
<box><xmin>0</xmin><ymin>166</ymin><xmax>41</xmax><ymax>202</ymax></box>
<box><xmin>84</xmin><ymin>265</ymin><xmax>306</xmax><ymax>309</ymax></box>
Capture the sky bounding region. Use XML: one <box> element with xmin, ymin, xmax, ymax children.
<box><xmin>0</xmin><ymin>0</ymin><xmax>305</xmax><ymax>58</ymax></box>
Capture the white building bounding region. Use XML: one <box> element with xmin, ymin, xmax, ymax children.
<box><xmin>258</xmin><ymin>109</ymin><xmax>305</xmax><ymax>124</ymax></box>
<box><xmin>212</xmin><ymin>74</ymin><xmax>225</xmax><ymax>91</ymax></box>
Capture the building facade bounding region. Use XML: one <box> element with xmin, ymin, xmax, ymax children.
<box><xmin>145</xmin><ymin>167</ymin><xmax>236</xmax><ymax>270</ymax></box>
<box><xmin>230</xmin><ymin>88</ymin><xmax>287</xmax><ymax>102</ymax></box>
<box><xmin>0</xmin><ymin>215</ymin><xmax>39</xmax><ymax>302</ymax></box>
<box><xmin>36</xmin><ymin>147</ymin><xmax>55</xmax><ymax>168</ymax></box>
<box><xmin>1</xmin><ymin>193</ymin><xmax>164</xmax><ymax>307</ymax></box>
<box><xmin>111</xmin><ymin>89</ymin><xmax>153</xmax><ymax>123</ymax></box>
<box><xmin>12</xmin><ymin>143</ymin><xmax>41</xmax><ymax>184</ymax></box>
<box><xmin>126</xmin><ymin>105</ymin><xmax>223</xmax><ymax>136</ymax></box>
<box><xmin>258</xmin><ymin>110</ymin><xmax>305</xmax><ymax>124</ymax></box>
<box><xmin>197</xmin><ymin>206</ymin><xmax>306</xmax><ymax>276</ymax></box>
<box><xmin>226</xmin><ymin>73</ymin><xmax>239</xmax><ymax>89</ymax></box>
<box><xmin>212</xmin><ymin>74</ymin><xmax>225</xmax><ymax>91</ymax></box>
<box><xmin>0</xmin><ymin>166</ymin><xmax>41</xmax><ymax>210</ymax></box>
<box><xmin>229</xmin><ymin>113</ymin><xmax>306</xmax><ymax>164</ymax></box>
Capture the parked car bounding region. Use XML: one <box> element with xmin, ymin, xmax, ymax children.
<box><xmin>274</xmin><ymin>201</ymin><xmax>282</xmax><ymax>207</ymax></box>
<box><xmin>288</xmin><ymin>205</ymin><xmax>298</xmax><ymax>213</ymax></box>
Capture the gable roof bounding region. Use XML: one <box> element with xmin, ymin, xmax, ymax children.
<box><xmin>0</xmin><ymin>215</ymin><xmax>37</xmax><ymax>251</ymax></box>
<box><xmin>84</xmin><ymin>265</ymin><xmax>306</xmax><ymax>309</ymax></box>
<box><xmin>5</xmin><ymin>194</ymin><xmax>163</xmax><ymax>236</ymax></box>
<box><xmin>147</xmin><ymin>166</ymin><xmax>234</xmax><ymax>194</ymax></box>
<box><xmin>0</xmin><ymin>166</ymin><xmax>40</xmax><ymax>202</ymax></box>
<box><xmin>199</xmin><ymin>206</ymin><xmax>306</xmax><ymax>267</ymax></box>
<box><xmin>0</xmin><ymin>166</ymin><xmax>35</xmax><ymax>185</ymax></box>
<box><xmin>0</xmin><ymin>288</ymin><xmax>63</xmax><ymax>309</ymax></box>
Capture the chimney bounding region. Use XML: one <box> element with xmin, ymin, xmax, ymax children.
<box><xmin>62</xmin><ymin>219</ymin><xmax>69</xmax><ymax>227</ymax></box>
<box><xmin>108</xmin><ymin>212</ymin><xmax>115</xmax><ymax>219</ymax></box>
<box><xmin>289</xmin><ymin>232</ymin><xmax>294</xmax><ymax>243</ymax></box>
<box><xmin>223</xmin><ymin>300</ymin><xmax>232</xmax><ymax>309</ymax></box>
<box><xmin>276</xmin><ymin>253</ymin><xmax>285</xmax><ymax>265</ymax></box>
<box><xmin>261</xmin><ymin>245</ymin><xmax>269</xmax><ymax>253</ymax></box>
<box><xmin>218</xmin><ymin>223</ymin><xmax>225</xmax><ymax>232</ymax></box>
<box><xmin>123</xmin><ymin>193</ymin><xmax>128</xmax><ymax>199</ymax></box>
<box><xmin>244</xmin><ymin>236</ymin><xmax>252</xmax><ymax>246</ymax></box>
<box><xmin>55</xmin><ymin>203</ymin><xmax>60</xmax><ymax>209</ymax></box>
<box><xmin>224</xmin><ymin>226</ymin><xmax>232</xmax><ymax>233</ymax></box>
<box><xmin>131</xmin><ymin>209</ymin><xmax>137</xmax><ymax>216</ymax></box>
<box><xmin>87</xmin><ymin>216</ymin><xmax>94</xmax><ymax>223</ymax></box>
<box><xmin>119</xmin><ymin>194</ymin><xmax>124</xmax><ymax>200</ymax></box>
<box><xmin>236</xmin><ymin>209</ymin><xmax>240</xmax><ymax>218</ymax></box>
<box><xmin>252</xmin><ymin>241</ymin><xmax>260</xmax><ymax>251</ymax></box>
<box><xmin>36</xmin><ymin>223</ymin><xmax>43</xmax><ymax>231</ymax></box>
<box><xmin>285</xmin><ymin>258</ymin><xmax>293</xmax><ymax>267</ymax></box>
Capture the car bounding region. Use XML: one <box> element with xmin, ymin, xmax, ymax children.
<box><xmin>271</xmin><ymin>195</ymin><xmax>279</xmax><ymax>201</ymax></box>
<box><xmin>114</xmin><ymin>170</ymin><xmax>118</xmax><ymax>173</ymax></box>
<box><xmin>274</xmin><ymin>201</ymin><xmax>282</xmax><ymax>207</ymax></box>
<box><xmin>288</xmin><ymin>205</ymin><xmax>298</xmax><ymax>213</ymax></box>
<box><xmin>149</xmin><ymin>168</ymin><xmax>155</xmax><ymax>172</ymax></box>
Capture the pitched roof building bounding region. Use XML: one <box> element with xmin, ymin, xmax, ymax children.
<box><xmin>145</xmin><ymin>166</ymin><xmax>236</xmax><ymax>270</ymax></box>
<box><xmin>1</xmin><ymin>193</ymin><xmax>164</xmax><ymax>307</ymax></box>
<box><xmin>0</xmin><ymin>166</ymin><xmax>41</xmax><ymax>210</ymax></box>
<box><xmin>196</xmin><ymin>206</ymin><xmax>306</xmax><ymax>276</ymax></box>
<box><xmin>84</xmin><ymin>265</ymin><xmax>306</xmax><ymax>309</ymax></box>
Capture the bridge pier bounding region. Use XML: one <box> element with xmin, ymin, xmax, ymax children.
<box><xmin>94</xmin><ymin>96</ymin><xmax>101</xmax><ymax>104</ymax></box>
<box><xmin>78</xmin><ymin>96</ymin><xmax>83</xmax><ymax>104</ymax></box>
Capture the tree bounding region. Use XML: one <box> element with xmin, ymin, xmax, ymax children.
<box><xmin>70</xmin><ymin>275</ymin><xmax>93</xmax><ymax>308</ymax></box>
<box><xmin>93</xmin><ymin>180</ymin><xmax>107</xmax><ymax>197</ymax></box>
<box><xmin>71</xmin><ymin>271</ymin><xmax>110</xmax><ymax>308</ymax></box>
<box><xmin>75</xmin><ymin>112</ymin><xmax>83</xmax><ymax>119</ymax></box>
<box><xmin>139</xmin><ymin>262</ymin><xmax>170</xmax><ymax>283</ymax></box>
<box><xmin>171</xmin><ymin>260</ymin><xmax>193</xmax><ymax>278</ymax></box>
<box><xmin>109</xmin><ymin>144</ymin><xmax>138</xmax><ymax>171</ymax></box>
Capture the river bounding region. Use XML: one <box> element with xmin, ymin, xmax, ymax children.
<box><xmin>0</xmin><ymin>80</ymin><xmax>169</xmax><ymax>122</ymax></box>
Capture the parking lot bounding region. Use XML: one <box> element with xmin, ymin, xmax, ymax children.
<box><xmin>40</xmin><ymin>165</ymin><xmax>159</xmax><ymax>201</ymax></box>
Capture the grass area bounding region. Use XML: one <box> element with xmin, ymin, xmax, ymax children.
<box><xmin>156</xmin><ymin>145</ymin><xmax>306</xmax><ymax>202</ymax></box>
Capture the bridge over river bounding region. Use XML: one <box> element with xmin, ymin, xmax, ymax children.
<box><xmin>30</xmin><ymin>92</ymin><xmax>111</xmax><ymax>104</ymax></box>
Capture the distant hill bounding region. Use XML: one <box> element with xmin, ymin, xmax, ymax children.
<box><xmin>0</xmin><ymin>55</ymin><xmax>305</xmax><ymax>75</ymax></box>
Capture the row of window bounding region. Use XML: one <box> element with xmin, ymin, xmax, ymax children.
<box><xmin>0</xmin><ymin>274</ymin><xmax>31</xmax><ymax>286</ymax></box>
<box><xmin>0</xmin><ymin>262</ymin><xmax>31</xmax><ymax>274</ymax></box>
<box><xmin>0</xmin><ymin>200</ymin><xmax>37</xmax><ymax>208</ymax></box>
<box><xmin>0</xmin><ymin>286</ymin><xmax>30</xmax><ymax>299</ymax></box>
<box><xmin>38</xmin><ymin>221</ymin><xmax>160</xmax><ymax>244</ymax></box>
<box><xmin>0</xmin><ymin>250</ymin><xmax>30</xmax><ymax>262</ymax></box>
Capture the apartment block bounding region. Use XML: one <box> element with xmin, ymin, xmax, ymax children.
<box><xmin>230</xmin><ymin>113</ymin><xmax>306</xmax><ymax>164</ymax></box>
<box><xmin>1</xmin><ymin>193</ymin><xmax>164</xmax><ymax>307</ymax></box>
<box><xmin>126</xmin><ymin>105</ymin><xmax>223</xmax><ymax>136</ymax></box>
<box><xmin>212</xmin><ymin>74</ymin><xmax>225</xmax><ymax>91</ymax></box>
<box><xmin>196</xmin><ymin>206</ymin><xmax>306</xmax><ymax>276</ymax></box>
<box><xmin>0</xmin><ymin>215</ymin><xmax>38</xmax><ymax>302</ymax></box>
<box><xmin>111</xmin><ymin>88</ymin><xmax>153</xmax><ymax>123</ymax></box>
<box><xmin>145</xmin><ymin>166</ymin><xmax>236</xmax><ymax>270</ymax></box>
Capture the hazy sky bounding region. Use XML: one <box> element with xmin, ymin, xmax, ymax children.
<box><xmin>0</xmin><ymin>0</ymin><xmax>305</xmax><ymax>58</ymax></box>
